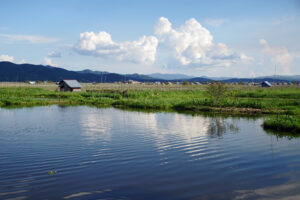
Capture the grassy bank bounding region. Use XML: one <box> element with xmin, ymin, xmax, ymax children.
<box><xmin>263</xmin><ymin>115</ymin><xmax>300</xmax><ymax>134</ymax></box>
<box><xmin>0</xmin><ymin>85</ymin><xmax>300</xmax><ymax>115</ymax></box>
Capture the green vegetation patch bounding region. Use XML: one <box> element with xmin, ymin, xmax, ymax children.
<box><xmin>0</xmin><ymin>85</ymin><xmax>300</xmax><ymax>116</ymax></box>
<box><xmin>263</xmin><ymin>115</ymin><xmax>300</xmax><ymax>133</ymax></box>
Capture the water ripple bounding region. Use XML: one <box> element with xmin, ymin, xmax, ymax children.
<box><xmin>0</xmin><ymin>106</ymin><xmax>300</xmax><ymax>199</ymax></box>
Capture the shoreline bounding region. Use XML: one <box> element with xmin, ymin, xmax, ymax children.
<box><xmin>1</xmin><ymin>85</ymin><xmax>299</xmax><ymax>133</ymax></box>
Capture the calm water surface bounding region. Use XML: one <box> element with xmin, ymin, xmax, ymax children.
<box><xmin>0</xmin><ymin>106</ymin><xmax>300</xmax><ymax>200</ymax></box>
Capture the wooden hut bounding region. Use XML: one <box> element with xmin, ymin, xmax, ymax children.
<box><xmin>59</xmin><ymin>80</ymin><xmax>82</xmax><ymax>92</ymax></box>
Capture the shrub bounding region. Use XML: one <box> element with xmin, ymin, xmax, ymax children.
<box><xmin>263</xmin><ymin>115</ymin><xmax>300</xmax><ymax>133</ymax></box>
<box><xmin>207</xmin><ymin>82</ymin><xmax>229</xmax><ymax>105</ymax></box>
<box><xmin>183</xmin><ymin>81</ymin><xmax>191</xmax><ymax>85</ymax></box>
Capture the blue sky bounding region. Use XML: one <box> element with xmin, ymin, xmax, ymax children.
<box><xmin>0</xmin><ymin>0</ymin><xmax>299</xmax><ymax>77</ymax></box>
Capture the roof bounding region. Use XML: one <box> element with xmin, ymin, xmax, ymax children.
<box><xmin>61</xmin><ymin>80</ymin><xmax>82</xmax><ymax>88</ymax></box>
<box><xmin>262</xmin><ymin>81</ymin><xmax>272</xmax><ymax>87</ymax></box>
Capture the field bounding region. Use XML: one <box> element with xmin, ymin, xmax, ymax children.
<box><xmin>0</xmin><ymin>82</ymin><xmax>299</xmax><ymax>114</ymax></box>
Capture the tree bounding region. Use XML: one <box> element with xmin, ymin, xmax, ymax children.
<box><xmin>207</xmin><ymin>82</ymin><xmax>229</xmax><ymax>105</ymax></box>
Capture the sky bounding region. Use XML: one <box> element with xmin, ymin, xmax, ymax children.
<box><xmin>0</xmin><ymin>0</ymin><xmax>299</xmax><ymax>77</ymax></box>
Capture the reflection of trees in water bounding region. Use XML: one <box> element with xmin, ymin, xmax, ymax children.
<box><xmin>206</xmin><ymin>117</ymin><xmax>239</xmax><ymax>138</ymax></box>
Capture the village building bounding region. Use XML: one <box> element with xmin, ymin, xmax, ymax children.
<box><xmin>261</xmin><ymin>81</ymin><xmax>272</xmax><ymax>87</ymax></box>
<box><xmin>28</xmin><ymin>81</ymin><xmax>36</xmax><ymax>85</ymax></box>
<box><xmin>59</xmin><ymin>80</ymin><xmax>82</xmax><ymax>92</ymax></box>
<box><xmin>126</xmin><ymin>80</ymin><xmax>140</xmax><ymax>84</ymax></box>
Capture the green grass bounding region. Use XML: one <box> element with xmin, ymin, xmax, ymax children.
<box><xmin>231</xmin><ymin>87</ymin><xmax>300</xmax><ymax>99</ymax></box>
<box><xmin>263</xmin><ymin>115</ymin><xmax>300</xmax><ymax>134</ymax></box>
<box><xmin>0</xmin><ymin>85</ymin><xmax>300</xmax><ymax>116</ymax></box>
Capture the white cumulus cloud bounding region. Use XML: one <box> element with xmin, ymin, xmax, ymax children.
<box><xmin>0</xmin><ymin>54</ymin><xmax>14</xmax><ymax>62</ymax></box>
<box><xmin>44</xmin><ymin>57</ymin><xmax>57</xmax><ymax>67</ymax></box>
<box><xmin>260</xmin><ymin>39</ymin><xmax>293</xmax><ymax>74</ymax></box>
<box><xmin>154</xmin><ymin>17</ymin><xmax>251</xmax><ymax>67</ymax></box>
<box><xmin>73</xmin><ymin>17</ymin><xmax>252</xmax><ymax>69</ymax></box>
<box><xmin>74</xmin><ymin>31</ymin><xmax>158</xmax><ymax>64</ymax></box>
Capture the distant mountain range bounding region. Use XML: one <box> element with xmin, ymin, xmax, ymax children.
<box><xmin>256</xmin><ymin>75</ymin><xmax>300</xmax><ymax>81</ymax></box>
<box><xmin>0</xmin><ymin>62</ymin><xmax>161</xmax><ymax>82</ymax></box>
<box><xmin>0</xmin><ymin>61</ymin><xmax>299</xmax><ymax>83</ymax></box>
<box><xmin>77</xmin><ymin>69</ymin><xmax>109</xmax><ymax>75</ymax></box>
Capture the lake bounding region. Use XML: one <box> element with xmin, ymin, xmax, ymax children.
<box><xmin>0</xmin><ymin>106</ymin><xmax>300</xmax><ymax>200</ymax></box>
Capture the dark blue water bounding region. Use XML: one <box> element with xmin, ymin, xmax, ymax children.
<box><xmin>0</xmin><ymin>106</ymin><xmax>300</xmax><ymax>200</ymax></box>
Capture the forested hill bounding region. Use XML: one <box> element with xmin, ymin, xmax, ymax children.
<box><xmin>0</xmin><ymin>62</ymin><xmax>157</xmax><ymax>82</ymax></box>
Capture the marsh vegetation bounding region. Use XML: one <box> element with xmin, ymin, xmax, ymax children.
<box><xmin>263</xmin><ymin>115</ymin><xmax>300</xmax><ymax>134</ymax></box>
<box><xmin>0</xmin><ymin>83</ymin><xmax>299</xmax><ymax>113</ymax></box>
<box><xmin>0</xmin><ymin>82</ymin><xmax>299</xmax><ymax>133</ymax></box>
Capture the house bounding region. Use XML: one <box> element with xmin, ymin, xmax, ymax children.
<box><xmin>261</xmin><ymin>81</ymin><xmax>272</xmax><ymax>87</ymax></box>
<box><xmin>59</xmin><ymin>80</ymin><xmax>82</xmax><ymax>92</ymax></box>
<box><xmin>126</xmin><ymin>80</ymin><xmax>140</xmax><ymax>84</ymax></box>
<box><xmin>29</xmin><ymin>81</ymin><xmax>36</xmax><ymax>85</ymax></box>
